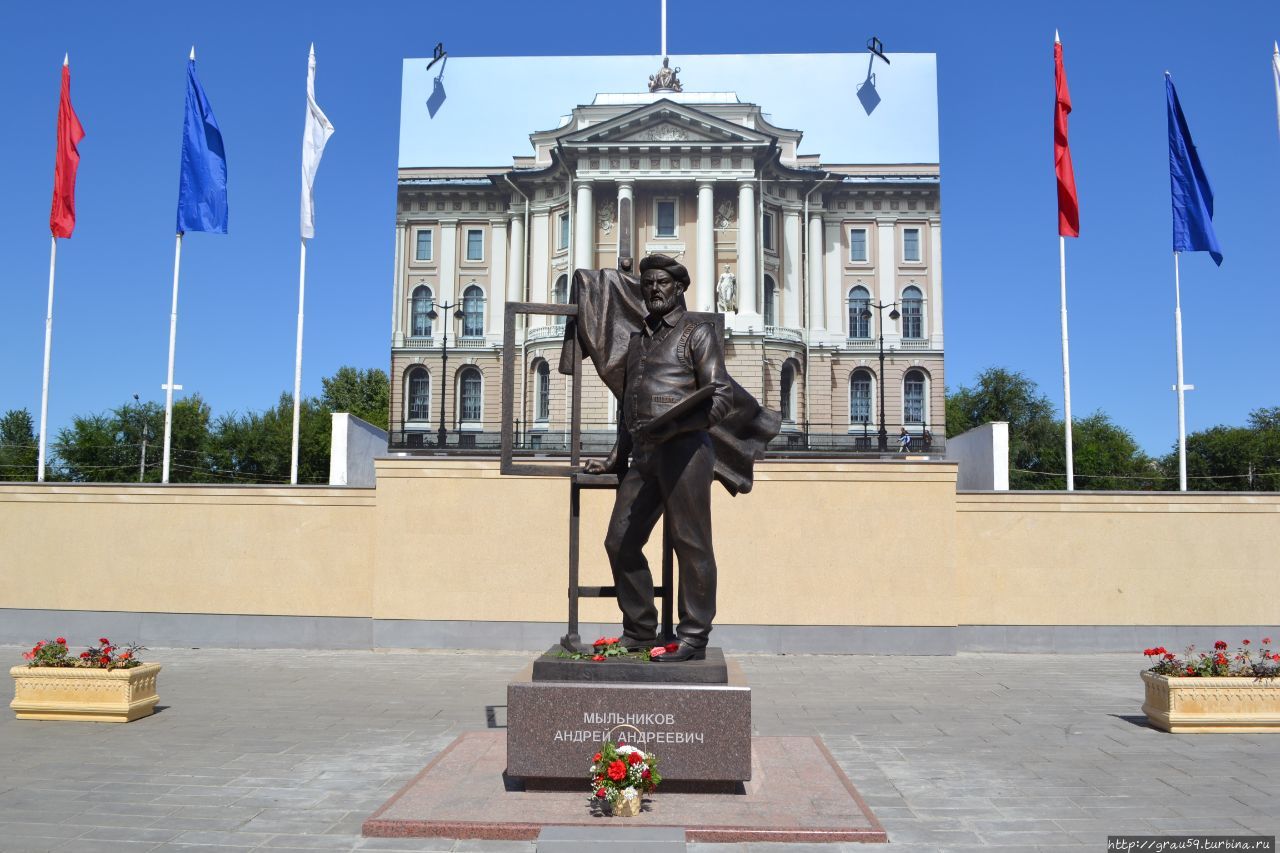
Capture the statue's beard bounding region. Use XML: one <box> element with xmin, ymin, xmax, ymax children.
<box><xmin>647</xmin><ymin>293</ymin><xmax>679</xmax><ymax>316</ymax></box>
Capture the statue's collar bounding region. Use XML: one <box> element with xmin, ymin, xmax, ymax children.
<box><xmin>643</xmin><ymin>305</ymin><xmax>686</xmax><ymax>336</ymax></box>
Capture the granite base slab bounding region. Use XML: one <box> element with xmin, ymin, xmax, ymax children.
<box><xmin>533</xmin><ymin>646</ymin><xmax>728</xmax><ymax>684</ymax></box>
<box><xmin>362</xmin><ymin>731</ymin><xmax>887</xmax><ymax>843</ymax></box>
<box><xmin>507</xmin><ymin>661</ymin><xmax>751</xmax><ymax>782</ymax></box>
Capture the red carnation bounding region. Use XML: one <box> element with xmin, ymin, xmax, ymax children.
<box><xmin>593</xmin><ymin>752</ymin><xmax>602</xmax><ymax>762</ymax></box>
<box><xmin>55</xmin><ymin>637</ymin><xmax>66</xmax><ymax>645</ymax></box>
<box><xmin>628</xmin><ymin>751</ymin><xmax>644</xmax><ymax>765</ymax></box>
<box><xmin>641</xmin><ymin>768</ymin><xmax>651</xmax><ymax>780</ymax></box>
<box><xmin>607</xmin><ymin>760</ymin><xmax>627</xmax><ymax>781</ymax></box>
<box><xmin>649</xmin><ymin>647</ymin><xmax>665</xmax><ymax>659</ymax></box>
<box><xmin>665</xmin><ymin>642</ymin><xmax>679</xmax><ymax>653</ymax></box>
<box><xmin>593</xmin><ymin>637</ymin><xmax>608</xmax><ymax>647</ymax></box>
<box><xmin>596</xmin><ymin>787</ymin><xmax>607</xmax><ymax>799</ymax></box>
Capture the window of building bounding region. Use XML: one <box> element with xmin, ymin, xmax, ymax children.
<box><xmin>901</xmin><ymin>285</ymin><xmax>923</xmax><ymax>339</ymax></box>
<box><xmin>459</xmin><ymin>367</ymin><xmax>483</xmax><ymax>423</ymax></box>
<box><xmin>849</xmin><ymin>228</ymin><xmax>868</xmax><ymax>263</ymax></box>
<box><xmin>415</xmin><ymin>229</ymin><xmax>434</xmax><ymax>262</ymax></box>
<box><xmin>850</xmin><ymin>370</ymin><xmax>873</xmax><ymax>425</ymax></box>
<box><xmin>902</xmin><ymin>228</ymin><xmax>921</xmax><ymax>263</ymax></box>
<box><xmin>763</xmin><ymin>275</ymin><xmax>776</xmax><ymax>327</ymax></box>
<box><xmin>535</xmin><ymin>361</ymin><xmax>551</xmax><ymax>423</ymax></box>
<box><xmin>656</xmin><ymin>200</ymin><xmax>677</xmax><ymax>237</ymax></box>
<box><xmin>762</xmin><ymin>211</ymin><xmax>775</xmax><ymax>252</ymax></box>
<box><xmin>411</xmin><ymin>285</ymin><xmax>434</xmax><ymax>338</ymax></box>
<box><xmin>904</xmin><ymin>370</ymin><xmax>926</xmax><ymax>425</ymax></box>
<box><xmin>780</xmin><ymin>362</ymin><xmax>796</xmax><ymax>423</ymax></box>
<box><xmin>462</xmin><ymin>284</ymin><xmax>484</xmax><ymax>338</ymax></box>
<box><xmin>553</xmin><ymin>275</ymin><xmax>568</xmax><ymax>328</ymax></box>
<box><xmin>847</xmin><ymin>286</ymin><xmax>870</xmax><ymax>339</ymax></box>
<box><xmin>466</xmin><ymin>228</ymin><xmax>484</xmax><ymax>261</ymax></box>
<box><xmin>558</xmin><ymin>212</ymin><xmax>570</xmax><ymax>251</ymax></box>
<box><xmin>407</xmin><ymin>368</ymin><xmax>431</xmax><ymax>422</ymax></box>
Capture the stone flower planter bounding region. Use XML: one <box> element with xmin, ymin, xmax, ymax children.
<box><xmin>1141</xmin><ymin>670</ymin><xmax>1280</xmax><ymax>733</ymax></box>
<box><xmin>10</xmin><ymin>663</ymin><xmax>161</xmax><ymax>723</ymax></box>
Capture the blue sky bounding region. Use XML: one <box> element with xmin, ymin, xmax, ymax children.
<box><xmin>2</xmin><ymin>1</ymin><xmax>1278</xmax><ymax>456</ymax></box>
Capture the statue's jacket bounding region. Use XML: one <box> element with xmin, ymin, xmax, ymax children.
<box><xmin>622</xmin><ymin>307</ymin><xmax>733</xmax><ymax>438</ymax></box>
<box><xmin>560</xmin><ymin>268</ymin><xmax>782</xmax><ymax>496</ymax></box>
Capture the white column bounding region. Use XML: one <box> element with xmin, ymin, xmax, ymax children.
<box><xmin>824</xmin><ymin>220</ymin><xmax>844</xmax><ymax>333</ymax></box>
<box><xmin>783</xmin><ymin>210</ymin><xmax>801</xmax><ymax>328</ymax></box>
<box><xmin>439</xmin><ymin>221</ymin><xmax>458</xmax><ymax>308</ymax></box>
<box><xmin>574</xmin><ymin>183</ymin><xmax>594</xmax><ymax>272</ymax></box>
<box><xmin>506</xmin><ymin>212</ymin><xmax>525</xmax><ymax>304</ymax></box>
<box><xmin>876</xmin><ymin>220</ymin><xmax>898</xmax><ymax>344</ymax></box>
<box><xmin>529</xmin><ymin>210</ymin><xmax>550</xmax><ymax>311</ymax></box>
<box><xmin>696</xmin><ymin>182</ymin><xmax>715</xmax><ymax>312</ymax></box>
<box><xmin>929</xmin><ymin>220</ymin><xmax>943</xmax><ymax>347</ymax></box>
<box><xmin>734</xmin><ymin>181</ymin><xmax>759</xmax><ymax>330</ymax></box>
<box><xmin>806</xmin><ymin>211</ymin><xmax>826</xmax><ymax>334</ymax></box>
<box><xmin>391</xmin><ymin>224</ymin><xmax>405</xmax><ymax>347</ymax></box>
<box><xmin>487</xmin><ymin>219</ymin><xmax>507</xmax><ymax>337</ymax></box>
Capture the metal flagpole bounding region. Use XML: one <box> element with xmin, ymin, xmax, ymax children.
<box><xmin>1059</xmin><ymin>235</ymin><xmax>1074</xmax><ymax>491</ymax></box>
<box><xmin>161</xmin><ymin>233</ymin><xmax>184</xmax><ymax>484</ymax></box>
<box><xmin>37</xmin><ymin>236</ymin><xmax>57</xmax><ymax>482</ymax></box>
<box><xmin>1273</xmin><ymin>42</ymin><xmax>1280</xmax><ymax>144</ymax></box>
<box><xmin>1172</xmin><ymin>251</ymin><xmax>1190</xmax><ymax>492</ymax></box>
<box><xmin>290</xmin><ymin>238</ymin><xmax>307</xmax><ymax>485</ymax></box>
<box><xmin>661</xmin><ymin>0</ymin><xmax>667</xmax><ymax>57</ymax></box>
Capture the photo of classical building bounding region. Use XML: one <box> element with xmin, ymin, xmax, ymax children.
<box><xmin>390</xmin><ymin>53</ymin><xmax>943</xmax><ymax>452</ymax></box>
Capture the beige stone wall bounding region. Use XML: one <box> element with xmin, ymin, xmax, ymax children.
<box><xmin>955</xmin><ymin>492</ymin><xmax>1280</xmax><ymax>626</ymax></box>
<box><xmin>0</xmin><ymin>484</ymin><xmax>375</xmax><ymax>617</ymax></box>
<box><xmin>5</xmin><ymin>469</ymin><xmax>1278</xmax><ymax>632</ymax></box>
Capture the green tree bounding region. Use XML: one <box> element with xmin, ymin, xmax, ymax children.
<box><xmin>1161</xmin><ymin>406</ymin><xmax>1280</xmax><ymax>491</ymax></box>
<box><xmin>55</xmin><ymin>396</ymin><xmax>213</xmax><ymax>483</ymax></box>
<box><xmin>211</xmin><ymin>393</ymin><xmax>331</xmax><ymax>484</ymax></box>
<box><xmin>321</xmin><ymin>366</ymin><xmax>390</xmax><ymax>431</ymax></box>
<box><xmin>945</xmin><ymin>368</ymin><xmax>1061</xmax><ymax>489</ymax></box>
<box><xmin>0</xmin><ymin>409</ymin><xmax>40</xmax><ymax>482</ymax></box>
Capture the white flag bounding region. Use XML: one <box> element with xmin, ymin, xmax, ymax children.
<box><xmin>1273</xmin><ymin>42</ymin><xmax>1280</xmax><ymax>145</ymax></box>
<box><xmin>301</xmin><ymin>43</ymin><xmax>335</xmax><ymax>239</ymax></box>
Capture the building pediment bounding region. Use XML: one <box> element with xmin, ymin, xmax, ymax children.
<box><xmin>557</xmin><ymin>100</ymin><xmax>773</xmax><ymax>149</ymax></box>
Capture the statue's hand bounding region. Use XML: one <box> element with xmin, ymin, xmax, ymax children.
<box><xmin>584</xmin><ymin>452</ymin><xmax>625</xmax><ymax>476</ymax></box>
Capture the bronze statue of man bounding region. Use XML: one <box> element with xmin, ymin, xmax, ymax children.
<box><xmin>584</xmin><ymin>255</ymin><xmax>733</xmax><ymax>661</ymax></box>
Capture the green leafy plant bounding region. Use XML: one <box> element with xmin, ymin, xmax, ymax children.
<box><xmin>557</xmin><ymin>637</ymin><xmax>679</xmax><ymax>662</ymax></box>
<box><xmin>21</xmin><ymin>636</ymin><xmax>145</xmax><ymax>670</ymax></box>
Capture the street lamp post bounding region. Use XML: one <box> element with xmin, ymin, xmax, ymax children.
<box><xmin>427</xmin><ymin>299</ymin><xmax>467</xmax><ymax>449</ymax></box>
<box><xmin>132</xmin><ymin>393</ymin><xmax>148</xmax><ymax>482</ymax></box>
<box><xmin>860</xmin><ymin>301</ymin><xmax>900</xmax><ymax>452</ymax></box>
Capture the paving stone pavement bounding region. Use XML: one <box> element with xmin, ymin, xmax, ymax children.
<box><xmin>1</xmin><ymin>646</ymin><xmax>1277</xmax><ymax>852</ymax></box>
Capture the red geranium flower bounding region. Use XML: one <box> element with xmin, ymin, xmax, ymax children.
<box><xmin>665</xmin><ymin>642</ymin><xmax>679</xmax><ymax>653</ymax></box>
<box><xmin>1263</xmin><ymin>637</ymin><xmax>1273</xmax><ymax>645</ymax></box>
<box><xmin>1163</xmin><ymin>653</ymin><xmax>1176</xmax><ymax>661</ymax></box>
<box><xmin>607</xmin><ymin>760</ymin><xmax>627</xmax><ymax>781</ymax></box>
<box><xmin>99</xmin><ymin>638</ymin><xmax>110</xmax><ymax>645</ymax></box>
<box><xmin>628</xmin><ymin>751</ymin><xmax>644</xmax><ymax>766</ymax></box>
<box><xmin>1243</xmin><ymin>639</ymin><xmax>1251</xmax><ymax>646</ymax></box>
<box><xmin>1186</xmin><ymin>666</ymin><xmax>1196</xmax><ymax>675</ymax></box>
<box><xmin>1214</xmin><ymin>640</ymin><xmax>1228</xmax><ymax>651</ymax></box>
<box><xmin>55</xmin><ymin>637</ymin><xmax>66</xmax><ymax>645</ymax></box>
<box><xmin>596</xmin><ymin>787</ymin><xmax>607</xmax><ymax>799</ymax></box>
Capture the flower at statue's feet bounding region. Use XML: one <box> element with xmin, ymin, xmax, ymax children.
<box><xmin>649</xmin><ymin>647</ymin><xmax>665</xmax><ymax>659</ymax></box>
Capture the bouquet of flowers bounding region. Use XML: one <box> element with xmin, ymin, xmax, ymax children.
<box><xmin>20</xmin><ymin>636</ymin><xmax>145</xmax><ymax>670</ymax></box>
<box><xmin>1144</xmin><ymin>637</ymin><xmax>1280</xmax><ymax>679</ymax></box>
<box><xmin>589</xmin><ymin>740</ymin><xmax>662</xmax><ymax>816</ymax></box>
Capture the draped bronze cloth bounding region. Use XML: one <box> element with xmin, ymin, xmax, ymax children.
<box><xmin>559</xmin><ymin>267</ymin><xmax>781</xmax><ymax>496</ymax></box>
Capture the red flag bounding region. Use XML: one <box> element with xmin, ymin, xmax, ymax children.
<box><xmin>1054</xmin><ymin>36</ymin><xmax>1079</xmax><ymax>238</ymax></box>
<box><xmin>50</xmin><ymin>58</ymin><xmax>85</xmax><ymax>239</ymax></box>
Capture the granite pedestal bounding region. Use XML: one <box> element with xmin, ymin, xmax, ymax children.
<box><xmin>506</xmin><ymin>652</ymin><xmax>751</xmax><ymax>783</ymax></box>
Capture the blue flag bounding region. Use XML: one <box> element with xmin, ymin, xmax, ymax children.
<box><xmin>1166</xmin><ymin>74</ymin><xmax>1221</xmax><ymax>266</ymax></box>
<box><xmin>176</xmin><ymin>54</ymin><xmax>227</xmax><ymax>234</ymax></box>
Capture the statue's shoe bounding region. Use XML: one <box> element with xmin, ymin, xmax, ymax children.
<box><xmin>620</xmin><ymin>635</ymin><xmax>658</xmax><ymax>652</ymax></box>
<box><xmin>656</xmin><ymin>643</ymin><xmax>706</xmax><ymax>662</ymax></box>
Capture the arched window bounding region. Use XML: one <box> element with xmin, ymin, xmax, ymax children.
<box><xmin>847</xmin><ymin>286</ymin><xmax>870</xmax><ymax>339</ymax></box>
<box><xmin>902</xmin><ymin>286</ymin><xmax>923</xmax><ymax>339</ymax></box>
<box><xmin>535</xmin><ymin>361</ymin><xmax>551</xmax><ymax>422</ymax></box>
<box><xmin>763</xmin><ymin>275</ymin><xmax>776</xmax><ymax>327</ymax></box>
<box><xmin>904</xmin><ymin>369</ymin><xmax>926</xmax><ymax>424</ymax></box>
<box><xmin>459</xmin><ymin>367</ymin><xmax>483</xmax><ymax>423</ymax></box>
<box><xmin>850</xmin><ymin>369</ymin><xmax>873</xmax><ymax>425</ymax></box>
<box><xmin>780</xmin><ymin>361</ymin><xmax>796</xmax><ymax>423</ymax></box>
<box><xmin>411</xmin><ymin>285</ymin><xmax>433</xmax><ymax>338</ymax></box>
<box><xmin>553</xmin><ymin>275</ymin><xmax>568</xmax><ymax>328</ymax></box>
<box><xmin>462</xmin><ymin>285</ymin><xmax>484</xmax><ymax>338</ymax></box>
<box><xmin>407</xmin><ymin>367</ymin><xmax>431</xmax><ymax>422</ymax></box>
